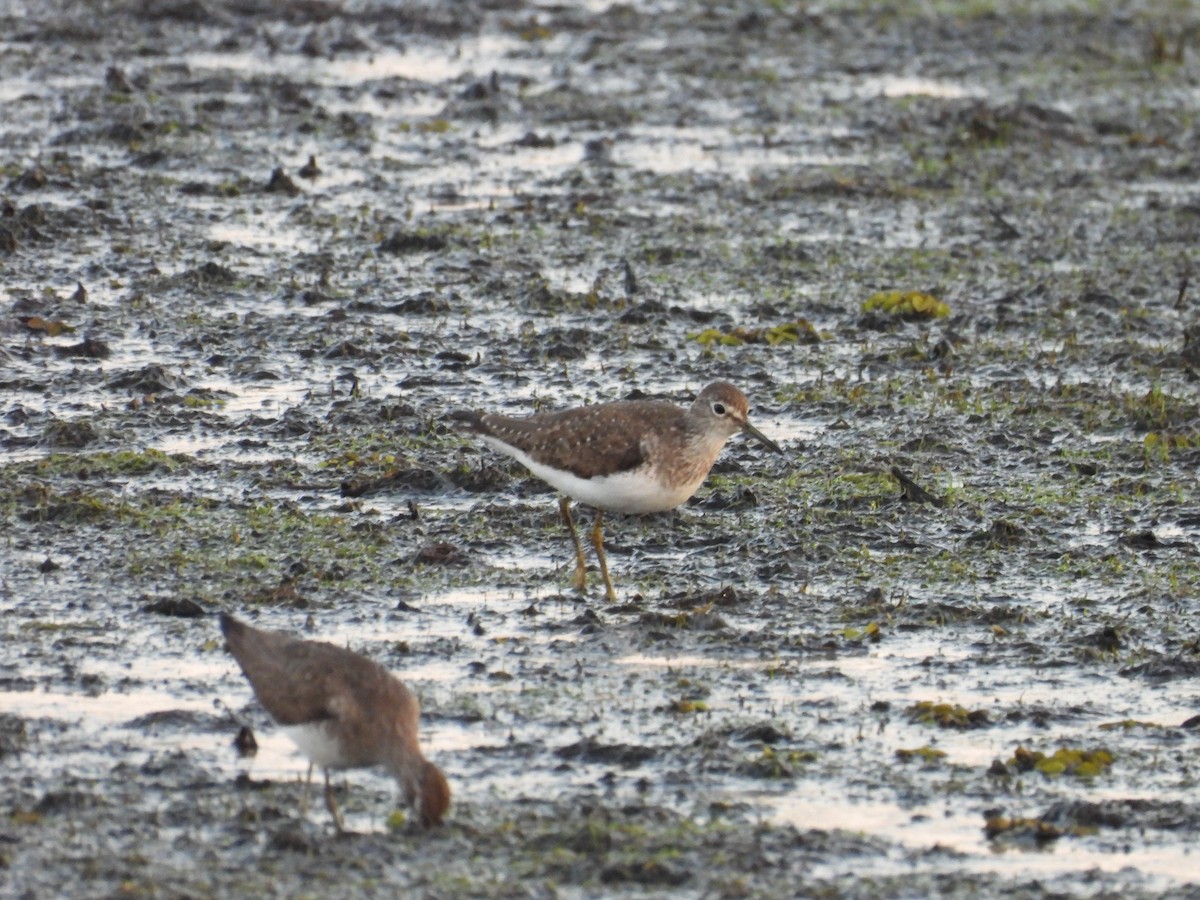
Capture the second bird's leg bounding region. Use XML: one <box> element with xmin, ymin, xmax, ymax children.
<box><xmin>591</xmin><ymin>510</ymin><xmax>618</xmax><ymax>603</ymax></box>
<box><xmin>559</xmin><ymin>497</ymin><xmax>589</xmax><ymax>593</ymax></box>
<box><xmin>300</xmin><ymin>762</ymin><xmax>314</xmax><ymax>816</ymax></box>
<box><xmin>324</xmin><ymin>769</ymin><xmax>347</xmax><ymax>833</ymax></box>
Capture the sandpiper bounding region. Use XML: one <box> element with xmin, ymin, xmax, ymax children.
<box><xmin>218</xmin><ymin>613</ymin><xmax>450</xmax><ymax>831</ymax></box>
<box><xmin>451</xmin><ymin>382</ymin><xmax>782</xmax><ymax>601</ymax></box>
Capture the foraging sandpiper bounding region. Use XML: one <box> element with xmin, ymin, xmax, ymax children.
<box><xmin>451</xmin><ymin>382</ymin><xmax>782</xmax><ymax>601</ymax></box>
<box><xmin>219</xmin><ymin>613</ymin><xmax>450</xmax><ymax>831</ymax></box>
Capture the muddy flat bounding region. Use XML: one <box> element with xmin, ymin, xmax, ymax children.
<box><xmin>3</xmin><ymin>1</ymin><xmax>1200</xmax><ymax>896</ymax></box>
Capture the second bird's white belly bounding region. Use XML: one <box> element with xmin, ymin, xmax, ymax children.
<box><xmin>282</xmin><ymin>723</ymin><xmax>349</xmax><ymax>769</ymax></box>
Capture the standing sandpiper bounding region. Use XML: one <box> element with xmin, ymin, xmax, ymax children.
<box><xmin>451</xmin><ymin>382</ymin><xmax>782</xmax><ymax>601</ymax></box>
<box><xmin>219</xmin><ymin>613</ymin><xmax>450</xmax><ymax>831</ymax></box>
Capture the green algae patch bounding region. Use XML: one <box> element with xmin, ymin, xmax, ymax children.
<box><xmin>8</xmin><ymin>449</ymin><xmax>192</xmax><ymax>480</ymax></box>
<box><xmin>1098</xmin><ymin>719</ymin><xmax>1163</xmax><ymax>732</ymax></box>
<box><xmin>895</xmin><ymin>746</ymin><xmax>947</xmax><ymax>764</ymax></box>
<box><xmin>862</xmin><ymin>290</ymin><xmax>950</xmax><ymax>319</ymax></box>
<box><xmin>637</xmin><ymin>608</ymin><xmax>730</xmax><ymax>631</ymax></box>
<box><xmin>984</xmin><ymin>815</ymin><xmax>1092</xmax><ymax>843</ymax></box>
<box><xmin>13</xmin><ymin>487</ymin><xmax>112</xmax><ymax>524</ymax></box>
<box><xmin>736</xmin><ymin>746</ymin><xmax>818</xmax><ymax>779</ymax></box>
<box><xmin>906</xmin><ymin>701</ymin><xmax>990</xmax><ymax>729</ymax></box>
<box><xmin>106</xmin><ymin>494</ymin><xmax>405</xmax><ymax>600</ymax></box>
<box><xmin>1125</xmin><ymin>384</ymin><xmax>1199</xmax><ymax>433</ymax></box>
<box><xmin>182</xmin><ymin>393</ymin><xmax>227</xmax><ymax>410</ymax></box>
<box><xmin>1143</xmin><ymin>431</ymin><xmax>1200</xmax><ymax>458</ymax></box>
<box><xmin>1009</xmin><ymin>746</ymin><xmax>1114</xmax><ymax>779</ymax></box>
<box><xmin>689</xmin><ymin>320</ymin><xmax>820</xmax><ymax>347</ymax></box>
<box><xmin>841</xmin><ymin>621</ymin><xmax>881</xmax><ymax>643</ymax></box>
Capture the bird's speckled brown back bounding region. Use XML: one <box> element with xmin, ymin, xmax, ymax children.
<box><xmin>450</xmin><ymin>383</ymin><xmax>757</xmax><ymax>481</ymax></box>
<box><xmin>220</xmin><ymin>614</ymin><xmax>421</xmax><ymax>768</ymax></box>
<box><xmin>466</xmin><ymin>399</ymin><xmax>685</xmax><ymax>479</ymax></box>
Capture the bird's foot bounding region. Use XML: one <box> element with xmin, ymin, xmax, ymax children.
<box><xmin>571</xmin><ymin>562</ymin><xmax>588</xmax><ymax>594</ymax></box>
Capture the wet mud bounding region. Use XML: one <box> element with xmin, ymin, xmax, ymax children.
<box><xmin>3</xmin><ymin>0</ymin><xmax>1200</xmax><ymax>897</ymax></box>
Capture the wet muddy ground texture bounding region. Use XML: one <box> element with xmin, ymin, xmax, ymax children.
<box><xmin>3</xmin><ymin>0</ymin><xmax>1200</xmax><ymax>897</ymax></box>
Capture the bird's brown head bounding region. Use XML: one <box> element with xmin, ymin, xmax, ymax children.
<box><xmin>695</xmin><ymin>382</ymin><xmax>782</xmax><ymax>454</ymax></box>
<box><xmin>418</xmin><ymin>760</ymin><xmax>451</xmax><ymax>827</ymax></box>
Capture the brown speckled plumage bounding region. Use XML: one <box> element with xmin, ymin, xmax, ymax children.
<box><xmin>219</xmin><ymin>613</ymin><xmax>450</xmax><ymax>829</ymax></box>
<box><xmin>450</xmin><ymin>383</ymin><xmax>781</xmax><ymax>600</ymax></box>
<box><xmin>452</xmin><ymin>401</ymin><xmax>674</xmax><ymax>480</ymax></box>
<box><xmin>452</xmin><ymin>383</ymin><xmax>779</xmax><ymax>494</ymax></box>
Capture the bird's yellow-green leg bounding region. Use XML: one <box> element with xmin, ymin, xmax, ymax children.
<box><xmin>559</xmin><ymin>497</ymin><xmax>589</xmax><ymax>594</ymax></box>
<box><xmin>324</xmin><ymin>769</ymin><xmax>347</xmax><ymax>833</ymax></box>
<box><xmin>299</xmin><ymin>762</ymin><xmax>313</xmax><ymax>816</ymax></box>
<box><xmin>591</xmin><ymin>510</ymin><xmax>618</xmax><ymax>602</ymax></box>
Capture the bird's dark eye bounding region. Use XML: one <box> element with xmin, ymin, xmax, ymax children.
<box><xmin>712</xmin><ymin>402</ymin><xmax>727</xmax><ymax>416</ymax></box>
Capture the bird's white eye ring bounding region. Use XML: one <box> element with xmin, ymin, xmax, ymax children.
<box><xmin>712</xmin><ymin>401</ymin><xmax>727</xmax><ymax>416</ymax></box>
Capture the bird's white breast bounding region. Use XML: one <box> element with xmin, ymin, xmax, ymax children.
<box><xmin>282</xmin><ymin>723</ymin><xmax>350</xmax><ymax>769</ymax></box>
<box><xmin>484</xmin><ymin>437</ymin><xmax>702</xmax><ymax>514</ymax></box>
